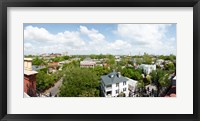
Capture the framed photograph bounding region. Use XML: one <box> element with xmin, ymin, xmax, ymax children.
<box><xmin>0</xmin><ymin>0</ymin><xmax>199</xmax><ymax>121</ymax></box>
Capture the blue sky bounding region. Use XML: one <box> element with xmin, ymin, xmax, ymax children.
<box><xmin>24</xmin><ymin>23</ymin><xmax>176</xmax><ymax>55</ymax></box>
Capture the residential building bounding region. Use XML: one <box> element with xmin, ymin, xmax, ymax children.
<box><xmin>101</xmin><ymin>72</ymin><xmax>129</xmax><ymax>97</ymax></box>
<box><xmin>80</xmin><ymin>58</ymin><xmax>96</xmax><ymax>68</ymax></box>
<box><xmin>156</xmin><ymin>59</ymin><xmax>164</xmax><ymax>66</ymax></box>
<box><xmin>115</xmin><ymin>55</ymin><xmax>121</xmax><ymax>62</ymax></box>
<box><xmin>49</xmin><ymin>53</ymin><xmax>62</xmax><ymax>57</ymax></box>
<box><xmin>24</xmin><ymin>58</ymin><xmax>38</xmax><ymax>97</ymax></box>
<box><xmin>71</xmin><ymin>57</ymin><xmax>81</xmax><ymax>61</ymax></box>
<box><xmin>127</xmin><ymin>79</ymin><xmax>138</xmax><ymax>97</ymax></box>
<box><xmin>128</xmin><ymin>79</ymin><xmax>138</xmax><ymax>91</ymax></box>
<box><xmin>58</xmin><ymin>60</ymin><xmax>71</xmax><ymax>65</ymax></box>
<box><xmin>48</xmin><ymin>62</ymin><xmax>59</xmax><ymax>73</ymax></box>
<box><xmin>139</xmin><ymin>64</ymin><xmax>156</xmax><ymax>74</ymax></box>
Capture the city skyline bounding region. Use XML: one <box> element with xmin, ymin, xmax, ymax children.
<box><xmin>24</xmin><ymin>23</ymin><xmax>176</xmax><ymax>56</ymax></box>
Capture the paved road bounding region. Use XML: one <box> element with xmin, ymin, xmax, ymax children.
<box><xmin>44</xmin><ymin>79</ymin><xmax>63</xmax><ymax>97</ymax></box>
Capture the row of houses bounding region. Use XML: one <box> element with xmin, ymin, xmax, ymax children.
<box><xmin>80</xmin><ymin>58</ymin><xmax>108</xmax><ymax>68</ymax></box>
<box><xmin>40</xmin><ymin>53</ymin><xmax>64</xmax><ymax>57</ymax></box>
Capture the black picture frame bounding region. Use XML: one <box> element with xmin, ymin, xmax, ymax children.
<box><xmin>0</xmin><ymin>0</ymin><xmax>199</xmax><ymax>121</ymax></box>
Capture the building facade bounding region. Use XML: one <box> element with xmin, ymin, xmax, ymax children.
<box><xmin>80</xmin><ymin>58</ymin><xmax>96</xmax><ymax>68</ymax></box>
<box><xmin>101</xmin><ymin>72</ymin><xmax>129</xmax><ymax>97</ymax></box>
<box><xmin>139</xmin><ymin>64</ymin><xmax>156</xmax><ymax>74</ymax></box>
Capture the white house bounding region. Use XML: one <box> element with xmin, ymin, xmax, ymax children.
<box><xmin>127</xmin><ymin>78</ymin><xmax>138</xmax><ymax>97</ymax></box>
<box><xmin>127</xmin><ymin>78</ymin><xmax>138</xmax><ymax>91</ymax></box>
<box><xmin>139</xmin><ymin>64</ymin><xmax>156</xmax><ymax>74</ymax></box>
<box><xmin>101</xmin><ymin>72</ymin><xmax>129</xmax><ymax>97</ymax></box>
<box><xmin>156</xmin><ymin>59</ymin><xmax>164</xmax><ymax>66</ymax></box>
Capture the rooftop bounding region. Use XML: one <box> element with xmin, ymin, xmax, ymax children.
<box><xmin>24</xmin><ymin>58</ymin><xmax>32</xmax><ymax>61</ymax></box>
<box><xmin>24</xmin><ymin>70</ymin><xmax>38</xmax><ymax>76</ymax></box>
<box><xmin>101</xmin><ymin>72</ymin><xmax>128</xmax><ymax>86</ymax></box>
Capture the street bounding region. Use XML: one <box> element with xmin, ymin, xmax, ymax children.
<box><xmin>43</xmin><ymin>78</ymin><xmax>63</xmax><ymax>97</ymax></box>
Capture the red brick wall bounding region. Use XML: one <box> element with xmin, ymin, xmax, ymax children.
<box><xmin>24</xmin><ymin>74</ymin><xmax>36</xmax><ymax>97</ymax></box>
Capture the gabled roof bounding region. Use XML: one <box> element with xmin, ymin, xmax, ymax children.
<box><xmin>101</xmin><ymin>72</ymin><xmax>128</xmax><ymax>86</ymax></box>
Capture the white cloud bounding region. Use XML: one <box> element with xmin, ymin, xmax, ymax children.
<box><xmin>24</xmin><ymin>26</ymin><xmax>54</xmax><ymax>42</ymax></box>
<box><xmin>24</xmin><ymin>24</ymin><xmax>176</xmax><ymax>55</ymax></box>
<box><xmin>115</xmin><ymin>24</ymin><xmax>176</xmax><ymax>55</ymax></box>
<box><xmin>55</xmin><ymin>31</ymin><xmax>85</xmax><ymax>47</ymax></box>
<box><xmin>24</xmin><ymin>26</ymin><xmax>86</xmax><ymax>55</ymax></box>
<box><xmin>80</xmin><ymin>26</ymin><xmax>105</xmax><ymax>42</ymax></box>
<box><xmin>106</xmin><ymin>40</ymin><xmax>131</xmax><ymax>50</ymax></box>
<box><xmin>24</xmin><ymin>43</ymin><xmax>32</xmax><ymax>49</ymax></box>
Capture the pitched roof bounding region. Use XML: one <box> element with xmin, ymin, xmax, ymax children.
<box><xmin>101</xmin><ymin>72</ymin><xmax>128</xmax><ymax>86</ymax></box>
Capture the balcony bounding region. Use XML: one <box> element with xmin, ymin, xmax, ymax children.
<box><xmin>105</xmin><ymin>87</ymin><xmax>112</xmax><ymax>91</ymax></box>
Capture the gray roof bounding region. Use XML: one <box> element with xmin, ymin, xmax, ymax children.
<box><xmin>101</xmin><ymin>72</ymin><xmax>128</xmax><ymax>86</ymax></box>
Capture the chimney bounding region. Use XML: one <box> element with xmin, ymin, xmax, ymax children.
<box><xmin>24</xmin><ymin>58</ymin><xmax>33</xmax><ymax>71</ymax></box>
<box><xmin>117</xmin><ymin>72</ymin><xmax>121</xmax><ymax>77</ymax></box>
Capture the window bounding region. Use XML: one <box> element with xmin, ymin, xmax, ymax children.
<box><xmin>116</xmin><ymin>89</ymin><xmax>119</xmax><ymax>94</ymax></box>
<box><xmin>116</xmin><ymin>83</ymin><xmax>119</xmax><ymax>87</ymax></box>
<box><xmin>123</xmin><ymin>88</ymin><xmax>126</xmax><ymax>91</ymax></box>
<box><xmin>123</xmin><ymin>81</ymin><xmax>126</xmax><ymax>85</ymax></box>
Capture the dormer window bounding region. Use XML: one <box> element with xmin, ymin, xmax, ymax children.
<box><xmin>108</xmin><ymin>74</ymin><xmax>114</xmax><ymax>78</ymax></box>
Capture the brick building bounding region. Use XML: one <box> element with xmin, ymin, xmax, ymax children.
<box><xmin>24</xmin><ymin>58</ymin><xmax>38</xmax><ymax>97</ymax></box>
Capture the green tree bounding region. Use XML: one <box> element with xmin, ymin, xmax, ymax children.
<box><xmin>36</xmin><ymin>70</ymin><xmax>61</xmax><ymax>92</ymax></box>
<box><xmin>121</xmin><ymin>67</ymin><xmax>142</xmax><ymax>80</ymax></box>
<box><xmin>143</xmin><ymin>53</ymin><xmax>152</xmax><ymax>64</ymax></box>
<box><xmin>158</xmin><ymin>74</ymin><xmax>170</xmax><ymax>87</ymax></box>
<box><xmin>52</xmin><ymin>56</ymin><xmax>65</xmax><ymax>62</ymax></box>
<box><xmin>146</xmin><ymin>75</ymin><xmax>152</xmax><ymax>84</ymax></box>
<box><xmin>59</xmin><ymin>67</ymin><xmax>100</xmax><ymax>97</ymax></box>
<box><xmin>93</xmin><ymin>66</ymin><xmax>105</xmax><ymax>76</ymax></box>
<box><xmin>121</xmin><ymin>68</ymin><xmax>134</xmax><ymax>79</ymax></box>
<box><xmin>165</xmin><ymin>62</ymin><xmax>175</xmax><ymax>71</ymax></box>
<box><xmin>63</xmin><ymin>56</ymin><xmax>70</xmax><ymax>60</ymax></box>
<box><xmin>150</xmin><ymin>69</ymin><xmax>166</xmax><ymax>96</ymax></box>
<box><xmin>32</xmin><ymin>56</ymin><xmax>43</xmax><ymax>66</ymax></box>
<box><xmin>136</xmin><ymin>80</ymin><xmax>145</xmax><ymax>96</ymax></box>
<box><xmin>133</xmin><ymin>71</ymin><xmax>142</xmax><ymax>80</ymax></box>
<box><xmin>135</xmin><ymin>58</ymin><xmax>142</xmax><ymax>65</ymax></box>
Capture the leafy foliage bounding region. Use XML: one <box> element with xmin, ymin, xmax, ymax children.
<box><xmin>59</xmin><ymin>67</ymin><xmax>100</xmax><ymax>97</ymax></box>
<box><xmin>32</xmin><ymin>56</ymin><xmax>45</xmax><ymax>66</ymax></box>
<box><xmin>121</xmin><ymin>67</ymin><xmax>142</xmax><ymax>80</ymax></box>
<box><xmin>143</xmin><ymin>53</ymin><xmax>152</xmax><ymax>64</ymax></box>
<box><xmin>164</xmin><ymin>62</ymin><xmax>175</xmax><ymax>71</ymax></box>
<box><xmin>36</xmin><ymin>70</ymin><xmax>60</xmax><ymax>92</ymax></box>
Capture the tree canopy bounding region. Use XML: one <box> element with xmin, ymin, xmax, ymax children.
<box><xmin>121</xmin><ymin>67</ymin><xmax>142</xmax><ymax>80</ymax></box>
<box><xmin>59</xmin><ymin>67</ymin><xmax>100</xmax><ymax>97</ymax></box>
<box><xmin>36</xmin><ymin>70</ymin><xmax>60</xmax><ymax>92</ymax></box>
<box><xmin>32</xmin><ymin>56</ymin><xmax>45</xmax><ymax>66</ymax></box>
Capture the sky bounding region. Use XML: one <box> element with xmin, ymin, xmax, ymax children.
<box><xmin>24</xmin><ymin>23</ymin><xmax>176</xmax><ymax>56</ymax></box>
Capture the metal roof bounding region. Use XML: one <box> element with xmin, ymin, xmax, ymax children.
<box><xmin>101</xmin><ymin>72</ymin><xmax>128</xmax><ymax>86</ymax></box>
